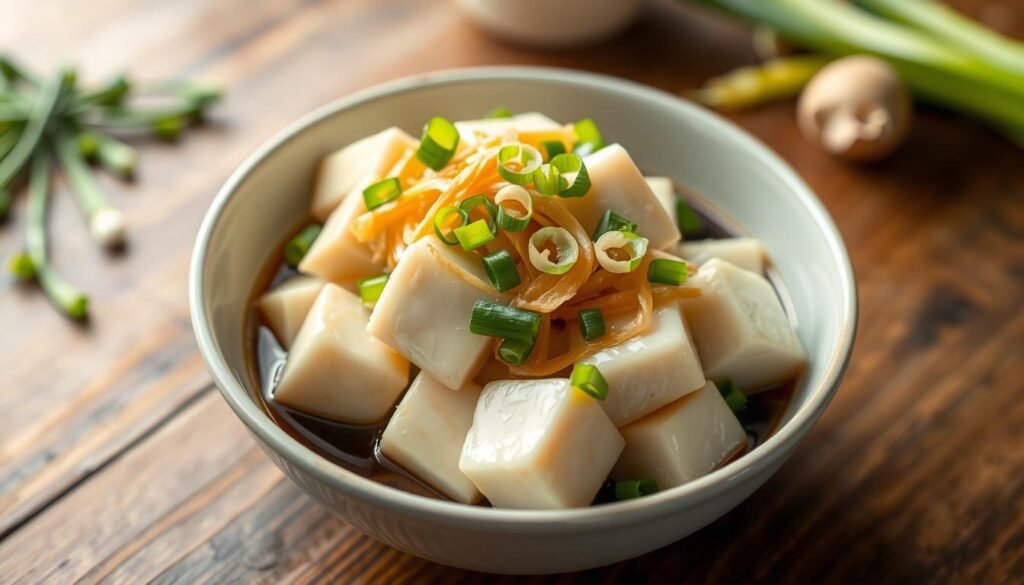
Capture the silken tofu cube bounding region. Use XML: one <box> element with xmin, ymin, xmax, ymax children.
<box><xmin>681</xmin><ymin>258</ymin><xmax>806</xmax><ymax>391</ymax></box>
<box><xmin>367</xmin><ymin>237</ymin><xmax>504</xmax><ymax>390</ymax></box>
<box><xmin>560</xmin><ymin>145</ymin><xmax>681</xmax><ymax>250</ymax></box>
<box><xmin>257</xmin><ymin>276</ymin><xmax>324</xmax><ymax>349</ymax></box>
<box><xmin>574</xmin><ymin>303</ymin><xmax>705</xmax><ymax>427</ymax></box>
<box><xmin>645</xmin><ymin>176</ymin><xmax>677</xmax><ymax>225</ymax></box>
<box><xmin>380</xmin><ymin>373</ymin><xmax>482</xmax><ymax>504</ymax></box>
<box><xmin>273</xmin><ymin>283</ymin><xmax>410</xmax><ymax>423</ymax></box>
<box><xmin>612</xmin><ymin>381</ymin><xmax>747</xmax><ymax>489</ymax></box>
<box><xmin>678</xmin><ymin>238</ymin><xmax>765</xmax><ymax>274</ymax></box>
<box><xmin>310</xmin><ymin>127</ymin><xmax>416</xmax><ymax>221</ymax></box>
<box><xmin>299</xmin><ymin>188</ymin><xmax>383</xmax><ymax>282</ymax></box>
<box><xmin>459</xmin><ymin>379</ymin><xmax>625</xmax><ymax>509</ymax></box>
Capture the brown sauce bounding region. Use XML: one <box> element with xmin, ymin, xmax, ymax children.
<box><xmin>244</xmin><ymin>196</ymin><xmax>800</xmax><ymax>506</ymax></box>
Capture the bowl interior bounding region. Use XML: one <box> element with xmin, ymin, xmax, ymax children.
<box><xmin>192</xmin><ymin>67</ymin><xmax>855</xmax><ymax>516</ymax></box>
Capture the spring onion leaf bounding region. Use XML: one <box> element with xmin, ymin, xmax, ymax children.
<box><xmin>494</xmin><ymin>184</ymin><xmax>533</xmax><ymax>232</ymax></box>
<box><xmin>454</xmin><ymin>218</ymin><xmax>495</xmax><ymax>251</ymax></box>
<box><xmin>572</xmin><ymin>118</ymin><xmax>605</xmax><ymax>156</ymax></box>
<box><xmin>415</xmin><ymin>116</ymin><xmax>459</xmax><ymax>170</ymax></box>
<box><xmin>498</xmin><ymin>338</ymin><xmax>534</xmax><ymax>365</ymax></box>
<box><xmin>614</xmin><ymin>479</ymin><xmax>659</xmax><ymax>500</ymax></box>
<box><xmin>571</xmin><ymin>363</ymin><xmax>608</xmax><ymax>400</ymax></box>
<box><xmin>433</xmin><ymin>205</ymin><xmax>469</xmax><ymax>245</ymax></box>
<box><xmin>594</xmin><ymin>231</ymin><xmax>648</xmax><ymax>274</ymax></box>
<box><xmin>577</xmin><ymin>308</ymin><xmax>606</xmax><ymax>341</ymax></box>
<box><xmin>486</xmin><ymin>106</ymin><xmax>513</xmax><ymax>119</ymax></box>
<box><xmin>648</xmin><ymin>258</ymin><xmax>689</xmax><ymax>286</ymax></box>
<box><xmin>592</xmin><ymin>209</ymin><xmax>637</xmax><ymax>241</ymax></box>
<box><xmin>357</xmin><ymin>274</ymin><xmax>388</xmax><ymax>305</ymax></box>
<box><xmin>283</xmin><ymin>224</ymin><xmax>322</xmax><ymax>267</ymax></box>
<box><xmin>529</xmin><ymin>227</ymin><xmax>579</xmax><ymax>275</ymax></box>
<box><xmin>470</xmin><ymin>299</ymin><xmax>542</xmax><ymax>344</ymax></box>
<box><xmin>718</xmin><ymin>380</ymin><xmax>749</xmax><ymax>413</ymax></box>
<box><xmin>497</xmin><ymin>143</ymin><xmax>543</xmax><ymax>186</ymax></box>
<box><xmin>363</xmin><ymin>177</ymin><xmax>402</xmax><ymax>211</ymax></box>
<box><xmin>481</xmin><ymin>249</ymin><xmax>521</xmax><ymax>292</ymax></box>
<box><xmin>676</xmin><ymin>200</ymin><xmax>704</xmax><ymax>236</ymax></box>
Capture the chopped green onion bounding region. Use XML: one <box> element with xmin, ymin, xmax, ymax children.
<box><xmin>433</xmin><ymin>205</ymin><xmax>469</xmax><ymax>245</ymax></box>
<box><xmin>357</xmin><ymin>274</ymin><xmax>388</xmax><ymax>305</ymax></box>
<box><xmin>459</xmin><ymin>194</ymin><xmax>496</xmax><ymax>233</ymax></box>
<box><xmin>648</xmin><ymin>258</ymin><xmax>689</xmax><ymax>286</ymax></box>
<box><xmin>676</xmin><ymin>199</ymin><xmax>704</xmax><ymax>236</ymax></box>
<box><xmin>486</xmin><ymin>106</ymin><xmax>513</xmax><ymax>119</ymax></box>
<box><xmin>719</xmin><ymin>380</ymin><xmax>748</xmax><ymax>413</ymax></box>
<box><xmin>614</xmin><ymin>479</ymin><xmax>658</xmax><ymax>500</ymax></box>
<box><xmin>494</xmin><ymin>184</ymin><xmax>533</xmax><ymax>232</ymax></box>
<box><xmin>528</xmin><ymin>227</ymin><xmax>579</xmax><ymax>275</ymax></box>
<box><xmin>284</xmin><ymin>224</ymin><xmax>322</xmax><ymax>267</ymax></box>
<box><xmin>572</xmin><ymin>118</ymin><xmax>605</xmax><ymax>156</ymax></box>
<box><xmin>415</xmin><ymin>116</ymin><xmax>459</xmax><ymax>171</ymax></box>
<box><xmin>532</xmin><ymin>147</ymin><xmax>592</xmax><ymax>197</ymax></box>
<box><xmin>362</xmin><ymin>177</ymin><xmax>402</xmax><ymax>211</ymax></box>
<box><xmin>152</xmin><ymin>116</ymin><xmax>185</xmax><ymax>140</ymax></box>
<box><xmin>454</xmin><ymin>219</ymin><xmax>495</xmax><ymax>251</ymax></box>
<box><xmin>8</xmin><ymin>251</ymin><xmax>36</xmax><ymax>280</ymax></box>
<box><xmin>594</xmin><ymin>231</ymin><xmax>648</xmax><ymax>274</ymax></box>
<box><xmin>592</xmin><ymin>209</ymin><xmax>637</xmax><ymax>241</ymax></box>
<box><xmin>0</xmin><ymin>69</ymin><xmax>70</xmax><ymax>194</ymax></box>
<box><xmin>577</xmin><ymin>309</ymin><xmax>606</xmax><ymax>341</ymax></box>
<box><xmin>571</xmin><ymin>363</ymin><xmax>608</xmax><ymax>400</ymax></box>
<box><xmin>481</xmin><ymin>249</ymin><xmax>521</xmax><ymax>292</ymax></box>
<box><xmin>497</xmin><ymin>143</ymin><xmax>543</xmax><ymax>186</ymax></box>
<box><xmin>542</xmin><ymin>140</ymin><xmax>566</xmax><ymax>160</ymax></box>
<box><xmin>470</xmin><ymin>299</ymin><xmax>542</xmax><ymax>344</ymax></box>
<box><xmin>498</xmin><ymin>338</ymin><xmax>534</xmax><ymax>365</ymax></box>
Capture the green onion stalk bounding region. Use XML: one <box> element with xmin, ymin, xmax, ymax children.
<box><xmin>14</xmin><ymin>153</ymin><xmax>89</xmax><ymax>320</ymax></box>
<box><xmin>690</xmin><ymin>0</ymin><xmax>1024</xmax><ymax>145</ymax></box>
<box><xmin>53</xmin><ymin>125</ymin><xmax>126</xmax><ymax>248</ymax></box>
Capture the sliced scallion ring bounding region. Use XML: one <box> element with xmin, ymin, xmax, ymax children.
<box><xmin>614</xmin><ymin>479</ymin><xmax>658</xmax><ymax>500</ymax></box>
<box><xmin>470</xmin><ymin>299</ymin><xmax>542</xmax><ymax>344</ymax></box>
<box><xmin>549</xmin><ymin>153</ymin><xmax>590</xmax><ymax>198</ymax></box>
<box><xmin>594</xmin><ymin>231</ymin><xmax>648</xmax><ymax>274</ymax></box>
<box><xmin>494</xmin><ymin>184</ymin><xmax>533</xmax><ymax>232</ymax></box>
<box><xmin>481</xmin><ymin>249</ymin><xmax>521</xmax><ymax>292</ymax></box>
<box><xmin>533</xmin><ymin>163</ymin><xmax>561</xmax><ymax>196</ymax></box>
<box><xmin>498</xmin><ymin>338</ymin><xmax>534</xmax><ymax>365</ymax></box>
<box><xmin>676</xmin><ymin>199</ymin><xmax>705</xmax><ymax>235</ymax></box>
<box><xmin>577</xmin><ymin>308</ymin><xmax>606</xmax><ymax>341</ymax></box>
<box><xmin>592</xmin><ymin>209</ymin><xmax>637</xmax><ymax>241</ymax></box>
<box><xmin>486</xmin><ymin>106</ymin><xmax>513</xmax><ymax>119</ymax></box>
<box><xmin>497</xmin><ymin>143</ymin><xmax>543</xmax><ymax>186</ymax></box>
<box><xmin>283</xmin><ymin>223</ymin><xmax>322</xmax><ymax>267</ymax></box>
<box><xmin>459</xmin><ymin>194</ymin><xmax>497</xmax><ymax>233</ymax></box>
<box><xmin>647</xmin><ymin>258</ymin><xmax>689</xmax><ymax>286</ymax></box>
<box><xmin>718</xmin><ymin>380</ymin><xmax>748</xmax><ymax>413</ymax></box>
<box><xmin>357</xmin><ymin>274</ymin><xmax>388</xmax><ymax>305</ymax></box>
<box><xmin>433</xmin><ymin>205</ymin><xmax>470</xmax><ymax>246</ymax></box>
<box><xmin>573</xmin><ymin>118</ymin><xmax>605</xmax><ymax>156</ymax></box>
<box><xmin>362</xmin><ymin>177</ymin><xmax>402</xmax><ymax>211</ymax></box>
<box><xmin>528</xmin><ymin>227</ymin><xmax>579</xmax><ymax>275</ymax></box>
<box><xmin>454</xmin><ymin>218</ymin><xmax>496</xmax><ymax>251</ymax></box>
<box><xmin>415</xmin><ymin>116</ymin><xmax>460</xmax><ymax>171</ymax></box>
<box><xmin>571</xmin><ymin>363</ymin><xmax>608</xmax><ymax>400</ymax></box>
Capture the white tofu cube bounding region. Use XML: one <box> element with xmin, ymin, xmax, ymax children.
<box><xmin>310</xmin><ymin>127</ymin><xmax>417</xmax><ymax>221</ymax></box>
<box><xmin>560</xmin><ymin>145</ymin><xmax>681</xmax><ymax>250</ymax></box>
<box><xmin>257</xmin><ymin>276</ymin><xmax>324</xmax><ymax>349</ymax></box>
<box><xmin>677</xmin><ymin>238</ymin><xmax>765</xmax><ymax>274</ymax></box>
<box><xmin>645</xmin><ymin>176</ymin><xmax>677</xmax><ymax>225</ymax></box>
<box><xmin>612</xmin><ymin>381</ymin><xmax>747</xmax><ymax>489</ymax></box>
<box><xmin>367</xmin><ymin>237</ymin><xmax>504</xmax><ymax>390</ymax></box>
<box><xmin>380</xmin><ymin>373</ymin><xmax>482</xmax><ymax>504</ymax></box>
<box><xmin>573</xmin><ymin>303</ymin><xmax>705</xmax><ymax>427</ymax></box>
<box><xmin>681</xmin><ymin>259</ymin><xmax>806</xmax><ymax>391</ymax></box>
<box><xmin>274</xmin><ymin>283</ymin><xmax>410</xmax><ymax>423</ymax></box>
<box><xmin>299</xmin><ymin>187</ymin><xmax>383</xmax><ymax>282</ymax></box>
<box><xmin>459</xmin><ymin>379</ymin><xmax>624</xmax><ymax>509</ymax></box>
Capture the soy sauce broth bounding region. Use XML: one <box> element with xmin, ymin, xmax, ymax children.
<box><xmin>244</xmin><ymin>190</ymin><xmax>800</xmax><ymax>506</ymax></box>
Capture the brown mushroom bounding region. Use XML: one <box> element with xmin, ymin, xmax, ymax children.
<box><xmin>797</xmin><ymin>55</ymin><xmax>913</xmax><ymax>161</ymax></box>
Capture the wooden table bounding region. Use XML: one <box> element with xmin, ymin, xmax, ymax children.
<box><xmin>2</xmin><ymin>0</ymin><xmax>1022</xmax><ymax>582</ymax></box>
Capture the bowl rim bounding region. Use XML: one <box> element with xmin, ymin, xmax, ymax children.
<box><xmin>189</xmin><ymin>66</ymin><xmax>858</xmax><ymax>531</ymax></box>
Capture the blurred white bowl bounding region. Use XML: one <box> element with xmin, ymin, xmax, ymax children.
<box><xmin>454</xmin><ymin>0</ymin><xmax>645</xmax><ymax>48</ymax></box>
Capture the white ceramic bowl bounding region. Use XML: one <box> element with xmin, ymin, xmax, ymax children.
<box><xmin>190</xmin><ymin>67</ymin><xmax>857</xmax><ymax>574</ymax></box>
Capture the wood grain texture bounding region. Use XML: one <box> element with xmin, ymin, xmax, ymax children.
<box><xmin>1</xmin><ymin>0</ymin><xmax>1022</xmax><ymax>582</ymax></box>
